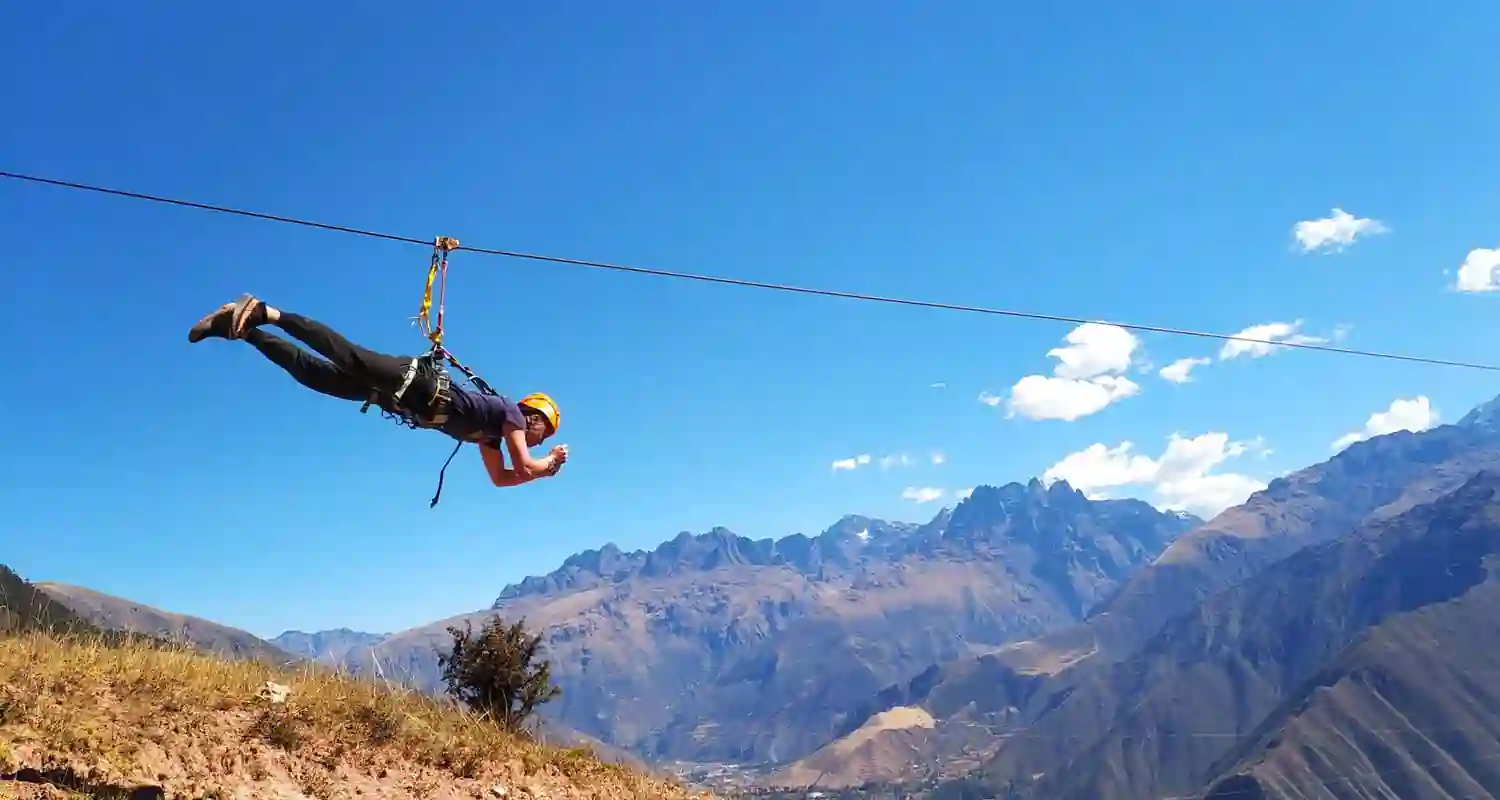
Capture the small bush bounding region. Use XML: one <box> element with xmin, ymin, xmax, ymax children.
<box><xmin>435</xmin><ymin>615</ymin><xmax>561</xmax><ymax>733</ymax></box>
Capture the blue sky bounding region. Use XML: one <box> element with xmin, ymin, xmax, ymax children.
<box><xmin>3</xmin><ymin>2</ymin><xmax>1499</xmax><ymax>639</ymax></box>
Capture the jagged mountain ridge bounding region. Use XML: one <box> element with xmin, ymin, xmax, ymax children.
<box><xmin>494</xmin><ymin>515</ymin><xmax>927</xmax><ymax>602</ymax></box>
<box><xmin>345</xmin><ymin>478</ymin><xmax>1200</xmax><ymax>765</ymax></box>
<box><xmin>494</xmin><ymin>479</ymin><xmax>1193</xmax><ymax>614</ymax></box>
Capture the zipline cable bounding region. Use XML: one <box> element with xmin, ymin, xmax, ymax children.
<box><xmin>4</xmin><ymin>168</ymin><xmax>1498</xmax><ymax>373</ymax></box>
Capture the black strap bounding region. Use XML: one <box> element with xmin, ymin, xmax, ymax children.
<box><xmin>429</xmin><ymin>439</ymin><xmax>466</xmax><ymax>508</ymax></box>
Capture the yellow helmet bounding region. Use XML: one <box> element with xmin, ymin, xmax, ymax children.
<box><xmin>518</xmin><ymin>392</ymin><xmax>560</xmax><ymax>435</ymax></box>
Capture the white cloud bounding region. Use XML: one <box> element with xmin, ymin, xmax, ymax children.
<box><xmin>880</xmin><ymin>454</ymin><xmax>913</xmax><ymax>470</ymax></box>
<box><xmin>1043</xmin><ymin>432</ymin><xmax>1267</xmax><ymax>519</ymax></box>
<box><xmin>978</xmin><ymin>391</ymin><xmax>1004</xmax><ymax>407</ymax></box>
<box><xmin>931</xmin><ymin>381</ymin><xmax>948</xmax><ymax>389</ymax></box>
<box><xmin>1159</xmin><ymin>357</ymin><xmax>1212</xmax><ymax>384</ymax></box>
<box><xmin>831</xmin><ymin>454</ymin><xmax>872</xmax><ymax>471</ymax></box>
<box><xmin>930</xmin><ymin>452</ymin><xmax>947</xmax><ymax>466</ymax></box>
<box><xmin>1001</xmin><ymin>323</ymin><xmax>1143</xmax><ymax>421</ymax></box>
<box><xmin>902</xmin><ymin>486</ymin><xmax>946</xmax><ymax>504</ymax></box>
<box><xmin>1219</xmin><ymin>320</ymin><xmax>1326</xmax><ymax>360</ymax></box>
<box><xmin>1331</xmin><ymin>396</ymin><xmax>1439</xmax><ymax>451</ymax></box>
<box><xmin>1045</xmin><ymin>323</ymin><xmax>1140</xmax><ymax>380</ymax></box>
<box><xmin>1454</xmin><ymin>248</ymin><xmax>1500</xmax><ymax>293</ymax></box>
<box><xmin>1045</xmin><ymin>443</ymin><xmax>1158</xmax><ymax>494</ymax></box>
<box><xmin>1293</xmin><ymin>208</ymin><xmax>1388</xmax><ymax>253</ymax></box>
<box><xmin>1009</xmin><ymin>374</ymin><xmax>1140</xmax><ymax>422</ymax></box>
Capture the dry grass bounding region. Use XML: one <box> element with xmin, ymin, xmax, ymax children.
<box><xmin>0</xmin><ymin>631</ymin><xmax>709</xmax><ymax>799</ymax></box>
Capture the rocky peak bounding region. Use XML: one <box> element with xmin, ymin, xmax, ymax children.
<box><xmin>1459</xmin><ymin>392</ymin><xmax>1500</xmax><ymax>434</ymax></box>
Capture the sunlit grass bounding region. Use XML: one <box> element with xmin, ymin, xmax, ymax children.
<box><xmin>0</xmin><ymin>631</ymin><xmax>700</xmax><ymax>799</ymax></box>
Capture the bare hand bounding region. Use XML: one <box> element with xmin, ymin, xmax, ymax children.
<box><xmin>551</xmin><ymin>444</ymin><xmax>569</xmax><ymax>464</ymax></box>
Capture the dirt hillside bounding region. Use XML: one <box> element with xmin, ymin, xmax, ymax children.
<box><xmin>0</xmin><ymin>632</ymin><xmax>711</xmax><ymax>800</ymax></box>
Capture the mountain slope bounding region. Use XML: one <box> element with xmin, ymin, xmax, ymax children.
<box><xmin>796</xmin><ymin>412</ymin><xmax>1500</xmax><ymax>787</ymax></box>
<box><xmin>36</xmin><ymin>581</ymin><xmax>297</xmax><ymax>665</ymax></box>
<box><xmin>963</xmin><ymin>470</ymin><xmax>1500</xmax><ymax>799</ymax></box>
<box><xmin>341</xmin><ymin>480</ymin><xmax>1198</xmax><ymax>764</ymax></box>
<box><xmin>1</xmin><ymin>565</ymin><xmax>107</xmax><ymax>638</ymax></box>
<box><xmin>1201</xmin><ymin>501</ymin><xmax>1500</xmax><ymax>798</ymax></box>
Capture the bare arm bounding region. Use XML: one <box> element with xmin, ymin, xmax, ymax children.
<box><xmin>479</xmin><ymin>441</ymin><xmax>527</xmax><ymax>487</ymax></box>
<box><xmin>479</xmin><ymin>428</ymin><xmax>560</xmax><ymax>487</ymax></box>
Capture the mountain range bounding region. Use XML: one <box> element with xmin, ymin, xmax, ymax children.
<box><xmin>306</xmin><ymin>480</ymin><xmax>1200</xmax><ymax>764</ymax></box>
<box><xmin>17</xmin><ymin>392</ymin><xmax>1500</xmax><ymax>799</ymax></box>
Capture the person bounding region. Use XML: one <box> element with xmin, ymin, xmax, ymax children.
<box><xmin>188</xmin><ymin>293</ymin><xmax>567</xmax><ymax>487</ymax></box>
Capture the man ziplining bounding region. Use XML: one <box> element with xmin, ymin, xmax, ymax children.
<box><xmin>187</xmin><ymin>292</ymin><xmax>568</xmax><ymax>489</ymax></box>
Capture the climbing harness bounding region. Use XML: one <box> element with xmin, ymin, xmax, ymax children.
<box><xmin>356</xmin><ymin>235</ymin><xmax>517</xmax><ymax>507</ymax></box>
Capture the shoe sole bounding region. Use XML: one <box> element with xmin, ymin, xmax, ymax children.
<box><xmin>229</xmin><ymin>293</ymin><xmax>262</xmax><ymax>339</ymax></box>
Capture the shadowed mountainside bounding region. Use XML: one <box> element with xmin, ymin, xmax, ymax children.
<box><xmin>1</xmin><ymin>565</ymin><xmax>113</xmax><ymax>638</ymax></box>
<box><xmin>1202</xmin><ymin>566</ymin><xmax>1500</xmax><ymax>799</ymax></box>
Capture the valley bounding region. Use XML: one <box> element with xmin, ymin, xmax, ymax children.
<box><xmin>22</xmin><ymin>393</ymin><xmax>1500</xmax><ymax>799</ymax></box>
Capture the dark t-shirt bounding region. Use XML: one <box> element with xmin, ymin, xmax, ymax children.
<box><xmin>440</xmin><ymin>385</ymin><xmax>526</xmax><ymax>445</ymax></box>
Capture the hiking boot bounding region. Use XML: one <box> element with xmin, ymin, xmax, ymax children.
<box><xmin>187</xmin><ymin>302</ymin><xmax>236</xmax><ymax>343</ymax></box>
<box><xmin>229</xmin><ymin>293</ymin><xmax>269</xmax><ymax>339</ymax></box>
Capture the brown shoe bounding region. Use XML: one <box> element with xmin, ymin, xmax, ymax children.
<box><xmin>187</xmin><ymin>302</ymin><xmax>235</xmax><ymax>343</ymax></box>
<box><xmin>229</xmin><ymin>293</ymin><xmax>269</xmax><ymax>339</ymax></box>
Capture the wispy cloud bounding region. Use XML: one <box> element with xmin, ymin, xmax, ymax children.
<box><xmin>1159</xmin><ymin>357</ymin><xmax>1211</xmax><ymax>384</ymax></box>
<box><xmin>880</xmin><ymin>454</ymin><xmax>913</xmax><ymax>470</ymax></box>
<box><xmin>1218</xmin><ymin>320</ymin><xmax>1325</xmax><ymax>361</ymax></box>
<box><xmin>930</xmin><ymin>381</ymin><xmax>948</xmax><ymax>389</ymax></box>
<box><xmin>901</xmin><ymin>486</ymin><xmax>946</xmax><ymax>504</ymax></box>
<box><xmin>834</xmin><ymin>452</ymin><xmax>943</xmax><ymax>472</ymax></box>
<box><xmin>831</xmin><ymin>454</ymin><xmax>872</xmax><ymax>471</ymax></box>
<box><xmin>1292</xmin><ymin>208</ymin><xmax>1387</xmax><ymax>253</ymax></box>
